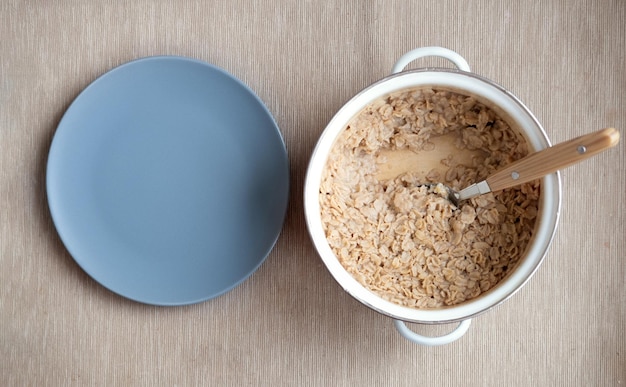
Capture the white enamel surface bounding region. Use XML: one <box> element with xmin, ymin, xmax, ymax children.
<box><xmin>393</xmin><ymin>319</ymin><xmax>472</xmax><ymax>346</ymax></box>
<box><xmin>391</xmin><ymin>46</ymin><xmax>471</xmax><ymax>74</ymax></box>
<box><xmin>304</xmin><ymin>69</ymin><xmax>561</xmax><ymax>324</ymax></box>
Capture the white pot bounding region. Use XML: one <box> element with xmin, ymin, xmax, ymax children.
<box><xmin>304</xmin><ymin>47</ymin><xmax>562</xmax><ymax>346</ymax></box>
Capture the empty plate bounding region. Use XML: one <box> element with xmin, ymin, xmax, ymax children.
<box><xmin>46</xmin><ymin>56</ymin><xmax>289</xmax><ymax>305</ymax></box>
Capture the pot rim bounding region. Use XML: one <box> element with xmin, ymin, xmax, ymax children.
<box><xmin>304</xmin><ymin>67</ymin><xmax>562</xmax><ymax>324</ymax></box>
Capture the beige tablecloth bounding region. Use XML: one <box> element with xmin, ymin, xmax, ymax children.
<box><xmin>1</xmin><ymin>1</ymin><xmax>624</xmax><ymax>385</ymax></box>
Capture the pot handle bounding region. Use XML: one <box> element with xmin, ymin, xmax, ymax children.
<box><xmin>393</xmin><ymin>318</ymin><xmax>472</xmax><ymax>346</ymax></box>
<box><xmin>392</xmin><ymin>46</ymin><xmax>471</xmax><ymax>74</ymax></box>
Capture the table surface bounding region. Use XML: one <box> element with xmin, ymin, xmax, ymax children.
<box><xmin>1</xmin><ymin>1</ymin><xmax>624</xmax><ymax>386</ymax></box>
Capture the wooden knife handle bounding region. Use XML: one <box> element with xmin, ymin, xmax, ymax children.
<box><xmin>486</xmin><ymin>128</ymin><xmax>620</xmax><ymax>192</ymax></box>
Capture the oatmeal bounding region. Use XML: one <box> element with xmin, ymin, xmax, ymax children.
<box><xmin>319</xmin><ymin>88</ymin><xmax>540</xmax><ymax>308</ymax></box>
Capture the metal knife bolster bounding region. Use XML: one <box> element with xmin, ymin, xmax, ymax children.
<box><xmin>456</xmin><ymin>180</ymin><xmax>492</xmax><ymax>201</ymax></box>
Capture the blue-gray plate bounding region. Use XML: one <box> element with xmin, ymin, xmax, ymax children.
<box><xmin>46</xmin><ymin>57</ymin><xmax>289</xmax><ymax>305</ymax></box>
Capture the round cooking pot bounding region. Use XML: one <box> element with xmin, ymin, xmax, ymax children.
<box><xmin>304</xmin><ymin>47</ymin><xmax>562</xmax><ymax>346</ymax></box>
